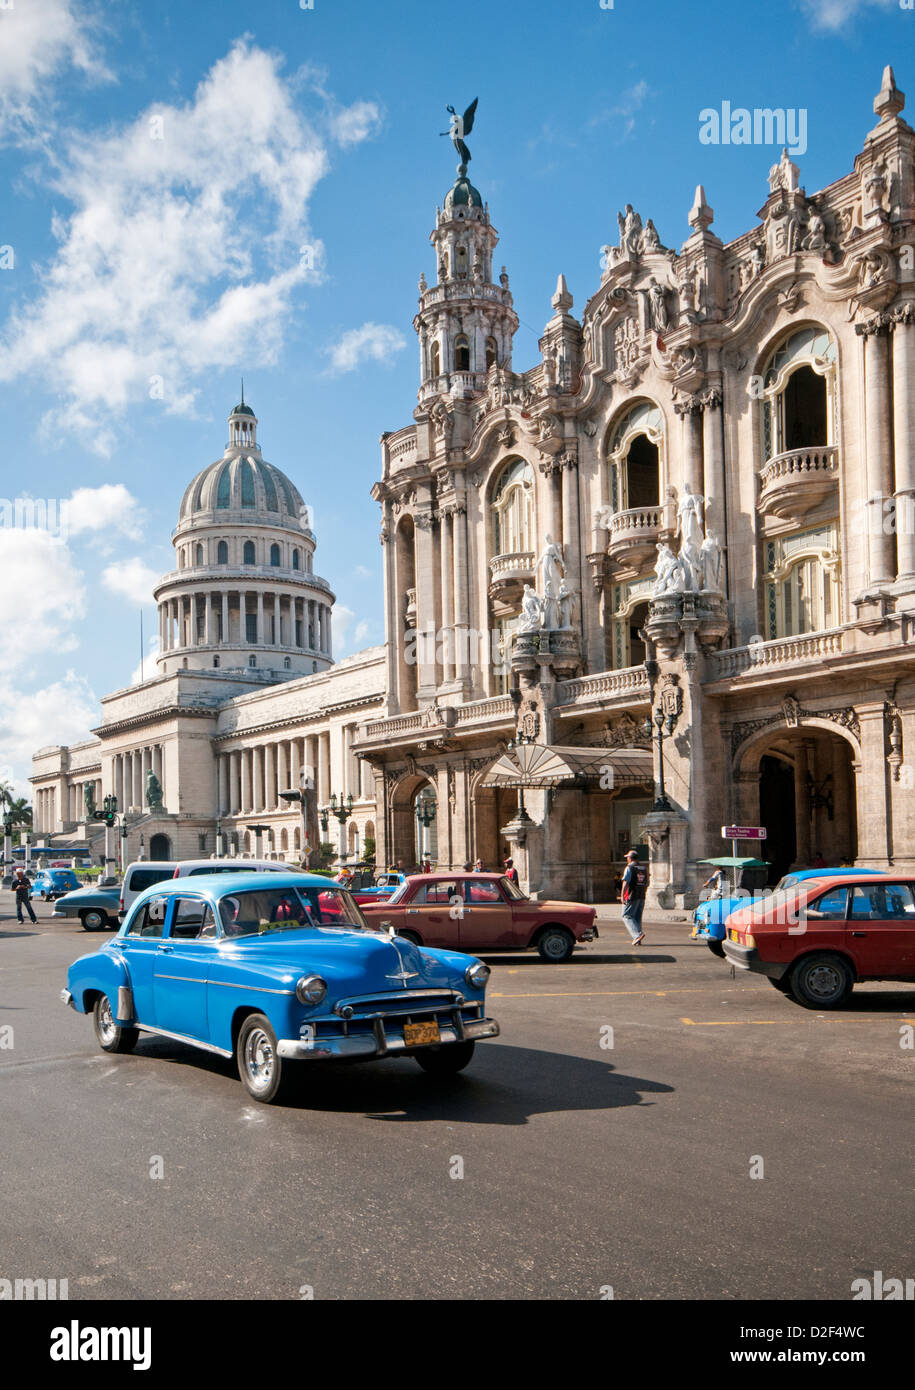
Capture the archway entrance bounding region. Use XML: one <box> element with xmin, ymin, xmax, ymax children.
<box><xmin>149</xmin><ymin>833</ymin><xmax>172</xmax><ymax>861</ymax></box>
<box><xmin>739</xmin><ymin>726</ymin><xmax>858</xmax><ymax>877</ymax></box>
<box><xmin>472</xmin><ymin>782</ymin><xmax>518</xmax><ymax>871</ymax></box>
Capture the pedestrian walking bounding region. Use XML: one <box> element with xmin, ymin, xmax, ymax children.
<box><xmin>620</xmin><ymin>849</ymin><xmax>648</xmax><ymax>945</ymax></box>
<box><xmin>12</xmin><ymin>868</ymin><xmax>37</xmax><ymax>925</ymax></box>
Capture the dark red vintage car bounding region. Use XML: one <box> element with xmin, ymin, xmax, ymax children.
<box><xmin>361</xmin><ymin>872</ymin><xmax>597</xmax><ymax>962</ymax></box>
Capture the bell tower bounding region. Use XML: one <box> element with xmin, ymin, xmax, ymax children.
<box><xmin>414</xmin><ymin>159</ymin><xmax>518</xmax><ymax>406</ymax></box>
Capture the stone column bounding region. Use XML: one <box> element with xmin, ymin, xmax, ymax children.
<box><xmin>256</xmin><ymin>592</ymin><xmax>264</xmax><ymax>647</ymax></box>
<box><xmin>114</xmin><ymin>755</ymin><xmax>123</xmax><ymax>807</ymax></box>
<box><xmin>264</xmin><ymin>744</ymin><xmax>275</xmax><ymax>810</ymax></box>
<box><xmin>854</xmin><ymin>702</ymin><xmax>889</xmax><ymax>865</ymax></box>
<box><xmin>702</xmin><ymin>389</ymin><xmax>726</xmax><ymax>552</ymax></box>
<box><xmin>452</xmin><ymin>505</ymin><xmax>471</xmax><ymax>686</ymax></box>
<box><xmin>273</xmin><ymin>594</ymin><xmax>281</xmax><ymax>645</ymax></box>
<box><xmin>319</xmin><ymin>732</ymin><xmax>331</xmax><ymax>806</ymax></box>
<box><xmin>860</xmin><ymin>323</ymin><xmax>896</xmax><ymax>586</ymax></box>
<box><xmin>228</xmin><ymin>751</ymin><xmax>239</xmax><ymax>814</ymax></box>
<box><xmin>560</xmin><ymin>456</ymin><xmax>580</xmax><ymax>598</ymax></box>
<box><xmin>893</xmin><ymin>308</ymin><xmax>915</xmax><ymax>579</ymax></box>
<box><xmin>681</xmin><ymin>404</ymin><xmax>704</xmax><ymax>495</ymax></box>
<box><xmin>204</xmin><ymin>592</ymin><xmax>213</xmax><ymax>646</ymax></box>
<box><xmin>221</xmin><ymin>591</ymin><xmax>229</xmax><ymax>646</ymax></box>
<box><xmin>793</xmin><ymin>740</ymin><xmax>812</xmax><ymax>866</ymax></box>
<box><xmin>240</xmin><ymin>749</ymin><xmax>251</xmax><ymax>814</ymax></box>
<box><xmin>440</xmin><ymin>510</ymin><xmax>454</xmax><ymax>684</ymax></box>
<box><xmin>217</xmin><ymin>755</ymin><xmax>227</xmax><ymax>817</ymax></box>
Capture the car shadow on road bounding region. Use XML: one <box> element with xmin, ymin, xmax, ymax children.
<box><xmin>480</xmin><ymin>952</ymin><xmax>678</xmax><ymax>966</ymax></box>
<box><xmin>131</xmin><ymin>1037</ymin><xmax>674</xmax><ymax>1124</ymax></box>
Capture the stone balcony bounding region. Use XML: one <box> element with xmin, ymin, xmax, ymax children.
<box><xmin>706</xmin><ymin>626</ymin><xmax>849</xmax><ymax>683</ymax></box>
<box><xmin>489</xmin><ymin>550</ymin><xmax>535</xmax><ymax>608</ymax></box>
<box><xmin>604</xmin><ymin>504</ymin><xmax>671</xmax><ymax>573</ymax></box>
<box><xmin>757</xmin><ymin>445</ymin><xmax>838</xmax><ymax>520</ymax></box>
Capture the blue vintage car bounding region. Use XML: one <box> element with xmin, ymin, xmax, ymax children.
<box><xmin>692</xmin><ymin>866</ymin><xmax>882</xmax><ymax>956</ymax></box>
<box><xmin>32</xmin><ymin>868</ymin><xmax>81</xmax><ymax>900</ymax></box>
<box><xmin>62</xmin><ymin>872</ymin><xmax>500</xmax><ymax>1103</ymax></box>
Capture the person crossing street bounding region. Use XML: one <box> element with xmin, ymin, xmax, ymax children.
<box><xmin>12</xmin><ymin>868</ymin><xmax>37</xmax><ymax>925</ymax></box>
<box><xmin>620</xmin><ymin>849</ymin><xmax>648</xmax><ymax>945</ymax></box>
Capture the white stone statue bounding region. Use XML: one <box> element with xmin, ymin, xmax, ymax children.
<box><xmin>536</xmin><ymin>534</ymin><xmax>564</xmax><ymax>594</ymax></box>
<box><xmin>677</xmin><ymin>485</ymin><xmax>705</xmax><ymax>555</ymax></box>
<box><xmin>652</xmin><ymin>543</ymin><xmax>686</xmax><ymax>596</ymax></box>
<box><xmin>647</xmin><ymin>277</ymin><xmax>669</xmax><ymax>332</ymax></box>
<box><xmin>768</xmin><ymin>147</ymin><xmax>800</xmax><ymax>195</ymax></box>
<box><xmin>519</xmin><ymin>584</ymin><xmax>542</xmax><ymax>632</ymax></box>
<box><xmin>700</xmin><ymin>532</ymin><xmax>723</xmax><ymax>592</ymax></box>
<box><xmin>557</xmin><ymin>581</ymin><xmax>578</xmax><ymax>629</ymax></box>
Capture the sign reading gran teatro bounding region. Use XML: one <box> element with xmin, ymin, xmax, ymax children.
<box><xmin>32</xmin><ymin>69</ymin><xmax>915</xmax><ymax>908</ymax></box>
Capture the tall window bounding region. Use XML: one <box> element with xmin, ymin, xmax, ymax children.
<box><xmin>761</xmin><ymin>326</ymin><xmax>836</xmax><ymax>461</ymax></box>
<box><xmin>217</xmin><ymin>540</ymin><xmax>228</xmax><ymax>564</ymax></box>
<box><xmin>765</xmin><ymin>524</ymin><xmax>841</xmax><ymax>638</ymax></box>
<box><xmin>195</xmin><ymin>543</ymin><xmax>204</xmax><ymax>566</ymax></box>
<box><xmin>492</xmin><ymin>458</ymin><xmax>535</xmax><ymax>556</ymax></box>
<box><xmin>430</xmin><ymin>341</ymin><xmax>441</xmax><ymax>378</ymax></box>
<box><xmin>606</xmin><ymin>402</ymin><xmax>664</xmax><ymax>513</ymax></box>
<box><xmin>454</xmin><ymin>334</ymin><xmax>470</xmax><ymax>371</ymax></box>
<box><xmin>243</xmin><ymin>541</ymin><xmax>256</xmax><ymax>565</ymax></box>
<box><xmin>292</xmin><ymin>549</ymin><xmax>300</xmax><ymax>571</ymax></box>
<box><xmin>270</xmin><ymin>543</ymin><xmax>281</xmax><ymax>567</ymax></box>
<box><xmin>485</xmin><ymin>337</ymin><xmax>497</xmax><ymax>370</ymax></box>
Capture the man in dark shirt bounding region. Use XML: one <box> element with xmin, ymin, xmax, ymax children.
<box><xmin>12</xmin><ymin>869</ymin><xmax>37</xmax><ymax>925</ymax></box>
<box><xmin>620</xmin><ymin>849</ymin><xmax>648</xmax><ymax>945</ymax></box>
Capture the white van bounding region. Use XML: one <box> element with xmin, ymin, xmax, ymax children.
<box><xmin>119</xmin><ymin>858</ymin><xmax>307</xmax><ymax>917</ymax></box>
<box><xmin>119</xmin><ymin>861</ymin><xmax>178</xmax><ymax>916</ymax></box>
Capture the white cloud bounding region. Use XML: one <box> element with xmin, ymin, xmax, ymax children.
<box><xmin>0</xmin><ymin>0</ymin><xmax>111</xmax><ymax>145</ymax></box>
<box><xmin>0</xmin><ymin>528</ymin><xmax>86</xmax><ymax>664</ymax></box>
<box><xmin>128</xmin><ymin>635</ymin><xmax>161</xmax><ymax>687</ymax></box>
<box><xmin>101</xmin><ymin>557</ymin><xmax>160</xmax><ymax>607</ymax></box>
<box><xmin>352</xmin><ymin>620</ymin><xmax>371</xmax><ymax>646</ymax></box>
<box><xmin>0</xmin><ymin>40</ymin><xmax>347</xmax><ymax>453</ymax></box>
<box><xmin>66</xmin><ymin>483</ymin><xmax>144</xmax><ymax>539</ymax></box>
<box><xmin>325</xmin><ymin>322</ymin><xmax>406</xmax><ymax>375</ymax></box>
<box><xmin>0</xmin><ymin>670</ymin><xmax>98</xmax><ymax>796</ymax></box>
<box><xmin>798</xmin><ymin>0</ymin><xmax>895</xmax><ymax>29</ymax></box>
<box><xmin>330</xmin><ymin>100</ymin><xmax>381</xmax><ymax>146</ymax></box>
<box><xmin>354</xmin><ymin>565</ymin><xmax>372</xmax><ymax>578</ymax></box>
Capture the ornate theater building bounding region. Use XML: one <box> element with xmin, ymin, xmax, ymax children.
<box><xmin>33</xmin><ymin>68</ymin><xmax>915</xmax><ymax>907</ymax></box>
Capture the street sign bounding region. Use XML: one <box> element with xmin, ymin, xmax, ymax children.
<box><xmin>721</xmin><ymin>825</ymin><xmax>767</xmax><ymax>840</ymax></box>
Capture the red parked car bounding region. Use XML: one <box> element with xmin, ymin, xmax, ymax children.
<box><xmin>361</xmin><ymin>872</ymin><xmax>597</xmax><ymax>962</ymax></box>
<box><xmin>723</xmin><ymin>872</ymin><xmax>915</xmax><ymax>1008</ymax></box>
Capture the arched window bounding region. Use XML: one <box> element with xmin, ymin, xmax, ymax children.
<box><xmin>492</xmin><ymin>458</ymin><xmax>535</xmax><ymax>556</ymax></box>
<box><xmin>292</xmin><ymin>549</ymin><xmax>300</xmax><ymax>571</ymax></box>
<box><xmin>454</xmin><ymin>334</ymin><xmax>470</xmax><ymax>371</ymax></box>
<box><xmin>240</xmin><ymin>459</ymin><xmax>256</xmax><ymax>507</ymax></box>
<box><xmin>217</xmin><ymin>540</ymin><xmax>228</xmax><ymax>565</ymax></box>
<box><xmin>455</xmin><ymin>245</ymin><xmax>468</xmax><ymax>279</ymax></box>
<box><xmin>284</xmin><ymin>656</ymin><xmax>291</xmax><ymax>669</ymax></box>
<box><xmin>182</xmin><ymin>658</ymin><xmax>188</xmax><ymax>669</ymax></box>
<box><xmin>312</xmin><ymin>661</ymin><xmax>318</xmax><ymax>673</ymax></box>
<box><xmin>243</xmin><ymin>540</ymin><xmax>256</xmax><ymax>565</ymax></box>
<box><xmin>270</xmin><ymin>543</ymin><xmax>281</xmax><ymax>567</ymax></box>
<box><xmin>606</xmin><ymin>402</ymin><xmax>664</xmax><ymax>513</ymax></box>
<box><xmin>765</xmin><ymin>523</ymin><xmax>841</xmax><ymax>638</ymax></box>
<box><xmin>430</xmin><ymin>341</ymin><xmax>441</xmax><ymax>378</ymax></box>
<box><xmin>485</xmin><ymin>337</ymin><xmax>497</xmax><ymax>370</ymax></box>
<box><xmin>195</xmin><ymin>543</ymin><xmax>204</xmax><ymax>566</ymax></box>
<box><xmin>761</xmin><ymin>328</ymin><xmax>836</xmax><ymax>460</ymax></box>
<box><xmin>213</xmin><ymin>656</ymin><xmax>220</xmax><ymax>668</ymax></box>
<box><xmin>249</xmin><ymin>655</ymin><xmax>257</xmax><ymax>668</ymax></box>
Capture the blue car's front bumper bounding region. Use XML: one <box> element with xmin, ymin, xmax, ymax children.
<box><xmin>277</xmin><ymin>987</ymin><xmax>499</xmax><ymax>1060</ymax></box>
<box><xmin>278</xmin><ymin>1016</ymin><xmax>500</xmax><ymax>1060</ymax></box>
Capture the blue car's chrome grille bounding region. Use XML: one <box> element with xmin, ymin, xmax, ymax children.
<box><xmin>333</xmin><ymin>990</ymin><xmax>459</xmax><ymax>1019</ymax></box>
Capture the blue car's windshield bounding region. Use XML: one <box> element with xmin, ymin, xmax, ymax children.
<box><xmin>218</xmin><ymin>885</ymin><xmax>366</xmax><ymax>937</ymax></box>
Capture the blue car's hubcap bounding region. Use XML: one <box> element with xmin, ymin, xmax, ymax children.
<box><xmin>244</xmin><ymin>1028</ymin><xmax>274</xmax><ymax>1089</ymax></box>
<box><xmin>98</xmin><ymin>997</ymin><xmax>116</xmax><ymax>1042</ymax></box>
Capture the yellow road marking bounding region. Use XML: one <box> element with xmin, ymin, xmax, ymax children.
<box><xmin>681</xmin><ymin>1018</ymin><xmax>780</xmax><ymax>1026</ymax></box>
<box><xmin>491</xmin><ymin>987</ymin><xmax>711</xmax><ymax>999</ymax></box>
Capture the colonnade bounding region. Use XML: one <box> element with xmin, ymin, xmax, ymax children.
<box><xmin>112</xmin><ymin>745</ymin><xmax>165</xmax><ymax>813</ymax></box>
<box><xmin>158</xmin><ymin>590</ymin><xmax>331</xmax><ymax>655</ymax></box>
<box><xmin>217</xmin><ymin>725</ymin><xmax>370</xmax><ymax>818</ymax></box>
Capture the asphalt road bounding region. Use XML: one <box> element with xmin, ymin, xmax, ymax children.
<box><xmin>1</xmin><ymin>895</ymin><xmax>912</xmax><ymax>1301</ymax></box>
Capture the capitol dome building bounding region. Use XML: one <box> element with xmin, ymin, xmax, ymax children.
<box><xmin>155</xmin><ymin>400</ymin><xmax>335</xmax><ymax>678</ymax></box>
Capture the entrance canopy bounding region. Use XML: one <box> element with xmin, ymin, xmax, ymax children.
<box><xmin>482</xmin><ymin>743</ymin><xmax>653</xmax><ymax>789</ymax></box>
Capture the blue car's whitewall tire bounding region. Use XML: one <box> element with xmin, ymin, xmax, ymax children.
<box><xmin>237</xmin><ymin>1012</ymin><xmax>292</xmax><ymax>1104</ymax></box>
<box><xmin>92</xmin><ymin>994</ymin><xmax>139</xmax><ymax>1054</ymax></box>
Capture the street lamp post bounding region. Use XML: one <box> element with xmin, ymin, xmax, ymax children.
<box><xmin>328</xmin><ymin>793</ymin><xmax>354</xmax><ymax>863</ymax></box>
<box><xmin>642</xmin><ymin>697</ymin><xmax>681</xmax><ymax>813</ymax></box>
<box><xmin>2</xmin><ymin>812</ymin><xmax>14</xmax><ymax>887</ymax></box>
<box><xmin>506</xmin><ymin>731</ymin><xmax>535</xmax><ymax>824</ymax></box>
<box><xmin>415</xmin><ymin>789</ymin><xmax>436</xmax><ymax>863</ymax></box>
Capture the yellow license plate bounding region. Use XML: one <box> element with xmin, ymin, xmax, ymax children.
<box><xmin>728</xmin><ymin>929</ymin><xmax>738</xmax><ymax>942</ymax></box>
<box><xmin>404</xmin><ymin>1020</ymin><xmax>441</xmax><ymax>1047</ymax></box>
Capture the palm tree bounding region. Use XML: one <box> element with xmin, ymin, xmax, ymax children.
<box><xmin>6</xmin><ymin>797</ymin><xmax>32</xmax><ymax>846</ymax></box>
<box><xmin>0</xmin><ymin>781</ymin><xmax>13</xmax><ymax>812</ymax></box>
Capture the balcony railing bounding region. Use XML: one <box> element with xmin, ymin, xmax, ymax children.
<box><xmin>489</xmin><ymin>551</ymin><xmax>535</xmax><ymax>586</ymax></box>
<box><xmin>604</xmin><ymin>505</ymin><xmax>670</xmax><ymax>568</ymax></box>
<box><xmin>708</xmin><ymin>626</ymin><xmax>847</xmax><ymax>680</ymax></box>
<box><xmin>757</xmin><ymin>445</ymin><xmax>838</xmax><ymax>519</ymax></box>
<box><xmin>554</xmin><ymin>667</ymin><xmax>650</xmax><ymax>705</ymax></box>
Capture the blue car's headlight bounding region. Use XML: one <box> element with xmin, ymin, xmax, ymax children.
<box><xmin>464</xmin><ymin>962</ymin><xmax>489</xmax><ymax>990</ymax></box>
<box><xmin>296</xmin><ymin>975</ymin><xmax>327</xmax><ymax>1005</ymax></box>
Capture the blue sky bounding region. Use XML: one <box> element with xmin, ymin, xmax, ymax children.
<box><xmin>0</xmin><ymin>0</ymin><xmax>910</xmax><ymax>794</ymax></box>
